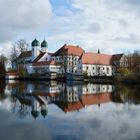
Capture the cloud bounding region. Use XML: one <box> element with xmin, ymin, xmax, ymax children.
<box><xmin>1</xmin><ymin>0</ymin><xmax>140</xmax><ymax>54</ymax></box>
<box><xmin>0</xmin><ymin>110</ymin><xmax>51</xmax><ymax>140</ymax></box>
<box><xmin>0</xmin><ymin>42</ymin><xmax>13</xmax><ymax>56</ymax></box>
<box><xmin>46</xmin><ymin>0</ymin><xmax>140</xmax><ymax>54</ymax></box>
<box><xmin>105</xmin><ymin>0</ymin><xmax>140</xmax><ymax>13</ymax></box>
<box><xmin>0</xmin><ymin>0</ymin><xmax>52</xmax><ymax>42</ymax></box>
<box><xmin>112</xmin><ymin>34</ymin><xmax>140</xmax><ymax>44</ymax></box>
<box><xmin>87</xmin><ymin>23</ymin><xmax>101</xmax><ymax>33</ymax></box>
<box><xmin>43</xmin><ymin>103</ymin><xmax>140</xmax><ymax>140</ymax></box>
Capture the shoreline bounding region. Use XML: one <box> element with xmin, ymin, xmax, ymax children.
<box><xmin>2</xmin><ymin>74</ymin><xmax>140</xmax><ymax>85</ymax></box>
<box><xmin>1</xmin><ymin>76</ymin><xmax>115</xmax><ymax>84</ymax></box>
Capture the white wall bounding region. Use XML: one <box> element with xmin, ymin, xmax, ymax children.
<box><xmin>82</xmin><ymin>64</ymin><xmax>115</xmax><ymax>76</ymax></box>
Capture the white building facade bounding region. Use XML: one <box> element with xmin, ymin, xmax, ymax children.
<box><xmin>13</xmin><ymin>39</ymin><xmax>128</xmax><ymax>77</ymax></box>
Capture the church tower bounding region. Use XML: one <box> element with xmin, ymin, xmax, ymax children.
<box><xmin>31</xmin><ymin>38</ymin><xmax>40</xmax><ymax>60</ymax></box>
<box><xmin>41</xmin><ymin>40</ymin><xmax>48</xmax><ymax>52</ymax></box>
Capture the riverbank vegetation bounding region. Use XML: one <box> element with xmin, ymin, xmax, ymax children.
<box><xmin>115</xmin><ymin>67</ymin><xmax>140</xmax><ymax>85</ymax></box>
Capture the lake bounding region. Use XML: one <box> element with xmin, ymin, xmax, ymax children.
<box><xmin>0</xmin><ymin>80</ymin><xmax>140</xmax><ymax>140</ymax></box>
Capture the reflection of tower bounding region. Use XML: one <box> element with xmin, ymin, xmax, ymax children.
<box><xmin>37</xmin><ymin>96</ymin><xmax>48</xmax><ymax>118</ymax></box>
<box><xmin>41</xmin><ymin>104</ymin><xmax>48</xmax><ymax>118</ymax></box>
<box><xmin>31</xmin><ymin>97</ymin><xmax>40</xmax><ymax>119</ymax></box>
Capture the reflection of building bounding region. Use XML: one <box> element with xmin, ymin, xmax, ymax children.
<box><xmin>2</xmin><ymin>82</ymin><xmax>140</xmax><ymax>119</ymax></box>
<box><xmin>31</xmin><ymin>96</ymin><xmax>48</xmax><ymax>119</ymax></box>
<box><xmin>52</xmin><ymin>84</ymin><xmax>114</xmax><ymax>113</ymax></box>
<box><xmin>8</xmin><ymin>82</ymin><xmax>115</xmax><ymax>117</ymax></box>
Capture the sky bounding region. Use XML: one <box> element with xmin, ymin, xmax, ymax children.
<box><xmin>1</xmin><ymin>0</ymin><xmax>140</xmax><ymax>56</ymax></box>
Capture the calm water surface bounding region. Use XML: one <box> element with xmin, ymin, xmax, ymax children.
<box><xmin>0</xmin><ymin>80</ymin><xmax>140</xmax><ymax>140</ymax></box>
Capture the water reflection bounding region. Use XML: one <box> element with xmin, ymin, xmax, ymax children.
<box><xmin>0</xmin><ymin>81</ymin><xmax>139</xmax><ymax>119</ymax></box>
<box><xmin>0</xmin><ymin>81</ymin><xmax>116</xmax><ymax>119</ymax></box>
<box><xmin>0</xmin><ymin>81</ymin><xmax>140</xmax><ymax>140</ymax></box>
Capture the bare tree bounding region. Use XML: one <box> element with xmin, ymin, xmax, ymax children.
<box><xmin>10</xmin><ymin>39</ymin><xmax>28</xmax><ymax>62</ymax></box>
<box><xmin>10</xmin><ymin>44</ymin><xmax>19</xmax><ymax>62</ymax></box>
<box><xmin>16</xmin><ymin>39</ymin><xmax>28</xmax><ymax>53</ymax></box>
<box><xmin>0</xmin><ymin>54</ymin><xmax>8</xmax><ymax>71</ymax></box>
<box><xmin>133</xmin><ymin>50</ymin><xmax>140</xmax><ymax>56</ymax></box>
<box><xmin>10</xmin><ymin>39</ymin><xmax>28</xmax><ymax>71</ymax></box>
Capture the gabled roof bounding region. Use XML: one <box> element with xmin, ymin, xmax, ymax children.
<box><xmin>112</xmin><ymin>54</ymin><xmax>124</xmax><ymax>61</ymax></box>
<box><xmin>82</xmin><ymin>52</ymin><xmax>113</xmax><ymax>65</ymax></box>
<box><xmin>32</xmin><ymin>61</ymin><xmax>60</xmax><ymax>66</ymax></box>
<box><xmin>52</xmin><ymin>44</ymin><xmax>84</xmax><ymax>57</ymax></box>
<box><xmin>18</xmin><ymin>51</ymin><xmax>32</xmax><ymax>58</ymax></box>
<box><xmin>48</xmin><ymin>52</ymin><xmax>53</xmax><ymax>55</ymax></box>
<box><xmin>33</xmin><ymin>51</ymin><xmax>46</xmax><ymax>63</ymax></box>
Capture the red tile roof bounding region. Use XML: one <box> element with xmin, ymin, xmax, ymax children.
<box><xmin>53</xmin><ymin>44</ymin><xmax>84</xmax><ymax>57</ymax></box>
<box><xmin>55</xmin><ymin>92</ymin><xmax>112</xmax><ymax>113</ymax></box>
<box><xmin>82</xmin><ymin>52</ymin><xmax>113</xmax><ymax>65</ymax></box>
<box><xmin>64</xmin><ymin>102</ymin><xmax>83</xmax><ymax>113</ymax></box>
<box><xmin>32</xmin><ymin>61</ymin><xmax>60</xmax><ymax>66</ymax></box>
<box><xmin>81</xmin><ymin>92</ymin><xmax>112</xmax><ymax>106</ymax></box>
<box><xmin>54</xmin><ymin>101</ymin><xmax>83</xmax><ymax>113</ymax></box>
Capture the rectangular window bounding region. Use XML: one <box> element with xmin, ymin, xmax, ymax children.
<box><xmin>107</xmin><ymin>67</ymin><xmax>110</xmax><ymax>74</ymax></box>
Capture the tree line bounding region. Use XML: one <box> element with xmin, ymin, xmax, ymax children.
<box><xmin>0</xmin><ymin>39</ymin><xmax>28</xmax><ymax>75</ymax></box>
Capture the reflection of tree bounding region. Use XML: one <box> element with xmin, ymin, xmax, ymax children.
<box><xmin>16</xmin><ymin>104</ymin><xmax>29</xmax><ymax>119</ymax></box>
<box><xmin>114</xmin><ymin>85</ymin><xmax>140</xmax><ymax>104</ymax></box>
<box><xmin>0</xmin><ymin>81</ymin><xmax>6</xmax><ymax>101</ymax></box>
<box><xmin>11</xmin><ymin>94</ymin><xmax>30</xmax><ymax>119</ymax></box>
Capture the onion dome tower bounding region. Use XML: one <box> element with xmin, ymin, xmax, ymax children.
<box><xmin>41</xmin><ymin>40</ymin><xmax>48</xmax><ymax>52</ymax></box>
<box><xmin>31</xmin><ymin>38</ymin><xmax>40</xmax><ymax>47</ymax></box>
<box><xmin>31</xmin><ymin>38</ymin><xmax>40</xmax><ymax>59</ymax></box>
